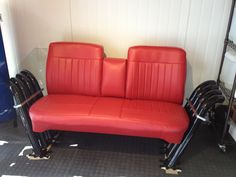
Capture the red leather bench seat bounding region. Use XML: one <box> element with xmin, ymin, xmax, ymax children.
<box><xmin>30</xmin><ymin>95</ymin><xmax>189</xmax><ymax>144</ymax></box>
<box><xmin>29</xmin><ymin>42</ymin><xmax>189</xmax><ymax>144</ymax></box>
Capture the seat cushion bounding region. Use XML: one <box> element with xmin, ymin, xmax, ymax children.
<box><xmin>29</xmin><ymin>95</ymin><xmax>189</xmax><ymax>144</ymax></box>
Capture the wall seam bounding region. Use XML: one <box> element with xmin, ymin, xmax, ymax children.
<box><xmin>69</xmin><ymin>0</ymin><xmax>73</xmax><ymax>41</ymax></box>
<box><xmin>183</xmin><ymin>0</ymin><xmax>193</xmax><ymax>49</ymax></box>
<box><xmin>200</xmin><ymin>0</ymin><xmax>215</xmax><ymax>81</ymax></box>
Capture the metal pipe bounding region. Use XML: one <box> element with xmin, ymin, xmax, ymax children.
<box><xmin>217</xmin><ymin>0</ymin><xmax>236</xmax><ymax>83</ymax></box>
<box><xmin>220</xmin><ymin>73</ymin><xmax>236</xmax><ymax>145</ymax></box>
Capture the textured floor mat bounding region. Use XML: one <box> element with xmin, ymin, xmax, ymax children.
<box><xmin>0</xmin><ymin>120</ymin><xmax>235</xmax><ymax>177</ymax></box>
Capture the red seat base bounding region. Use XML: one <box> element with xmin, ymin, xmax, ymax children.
<box><xmin>29</xmin><ymin>95</ymin><xmax>189</xmax><ymax>144</ymax></box>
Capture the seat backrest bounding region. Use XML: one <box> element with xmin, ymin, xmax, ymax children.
<box><xmin>126</xmin><ymin>46</ymin><xmax>186</xmax><ymax>104</ymax></box>
<box><xmin>101</xmin><ymin>58</ymin><xmax>127</xmax><ymax>97</ymax></box>
<box><xmin>46</xmin><ymin>42</ymin><xmax>104</xmax><ymax>96</ymax></box>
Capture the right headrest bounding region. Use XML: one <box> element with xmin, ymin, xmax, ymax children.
<box><xmin>128</xmin><ymin>46</ymin><xmax>186</xmax><ymax>63</ymax></box>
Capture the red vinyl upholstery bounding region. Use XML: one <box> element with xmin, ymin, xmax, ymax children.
<box><xmin>126</xmin><ymin>46</ymin><xmax>186</xmax><ymax>104</ymax></box>
<box><xmin>46</xmin><ymin>42</ymin><xmax>104</xmax><ymax>96</ymax></box>
<box><xmin>29</xmin><ymin>43</ymin><xmax>189</xmax><ymax>144</ymax></box>
<box><xmin>30</xmin><ymin>95</ymin><xmax>189</xmax><ymax>144</ymax></box>
<box><xmin>101</xmin><ymin>58</ymin><xmax>126</xmax><ymax>97</ymax></box>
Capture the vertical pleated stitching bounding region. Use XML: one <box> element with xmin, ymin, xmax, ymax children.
<box><xmin>147</xmin><ymin>63</ymin><xmax>153</xmax><ymax>98</ymax></box>
<box><xmin>178</xmin><ymin>63</ymin><xmax>183</xmax><ymax>103</ymax></box>
<box><xmin>130</xmin><ymin>63</ymin><xmax>135</xmax><ymax>97</ymax></box>
<box><xmin>163</xmin><ymin>63</ymin><xmax>169</xmax><ymax>101</ymax></box>
<box><xmin>137</xmin><ymin>62</ymin><xmax>141</xmax><ymax>98</ymax></box>
<box><xmin>81</xmin><ymin>59</ymin><xmax>85</xmax><ymax>93</ymax></box>
<box><xmin>47</xmin><ymin>57</ymin><xmax>53</xmax><ymax>93</ymax></box>
<box><xmin>175</xmin><ymin>63</ymin><xmax>181</xmax><ymax>102</ymax></box>
<box><xmin>170</xmin><ymin>63</ymin><xmax>177</xmax><ymax>101</ymax></box>
<box><xmin>156</xmin><ymin>63</ymin><xmax>160</xmax><ymax>99</ymax></box>
<box><xmin>83</xmin><ymin>59</ymin><xmax>87</xmax><ymax>93</ymax></box>
<box><xmin>55</xmin><ymin>57</ymin><xmax>60</xmax><ymax>93</ymax></box>
<box><xmin>135</xmin><ymin>63</ymin><xmax>139</xmax><ymax>98</ymax></box>
<box><xmin>142</xmin><ymin>63</ymin><xmax>146</xmax><ymax>98</ymax></box>
<box><xmin>140</xmin><ymin>63</ymin><xmax>145</xmax><ymax>98</ymax></box>
<box><xmin>47</xmin><ymin>56</ymin><xmax>101</xmax><ymax>95</ymax></box>
<box><xmin>162</xmin><ymin>64</ymin><xmax>166</xmax><ymax>101</ymax></box>
<box><xmin>168</xmin><ymin>64</ymin><xmax>174</xmax><ymax>101</ymax></box>
<box><xmin>63</xmin><ymin>58</ymin><xmax>66</xmax><ymax>92</ymax></box>
<box><xmin>71</xmin><ymin>59</ymin><xmax>75</xmax><ymax>93</ymax></box>
<box><xmin>90</xmin><ymin>60</ymin><xmax>95</xmax><ymax>94</ymax></box>
<box><xmin>127</xmin><ymin>61</ymin><xmax>184</xmax><ymax>103</ymax></box>
<box><xmin>76</xmin><ymin>59</ymin><xmax>80</xmax><ymax>93</ymax></box>
<box><xmin>150</xmin><ymin>63</ymin><xmax>155</xmax><ymax>98</ymax></box>
<box><xmin>143</xmin><ymin>63</ymin><xmax>152</xmax><ymax>99</ymax></box>
<box><xmin>70</xmin><ymin>58</ymin><xmax>73</xmax><ymax>93</ymax></box>
<box><xmin>141</xmin><ymin>63</ymin><xmax>145</xmax><ymax>98</ymax></box>
<box><xmin>87</xmin><ymin>60</ymin><xmax>92</xmax><ymax>94</ymax></box>
<box><xmin>128</xmin><ymin>63</ymin><xmax>132</xmax><ymax>98</ymax></box>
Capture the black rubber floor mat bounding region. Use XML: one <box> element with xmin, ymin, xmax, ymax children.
<box><xmin>0</xmin><ymin>120</ymin><xmax>235</xmax><ymax>177</ymax></box>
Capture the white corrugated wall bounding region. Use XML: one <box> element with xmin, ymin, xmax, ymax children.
<box><xmin>8</xmin><ymin>0</ymin><xmax>232</xmax><ymax>97</ymax></box>
<box><xmin>0</xmin><ymin>0</ymin><xmax>19</xmax><ymax>77</ymax></box>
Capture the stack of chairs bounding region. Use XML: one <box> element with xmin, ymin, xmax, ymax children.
<box><xmin>161</xmin><ymin>80</ymin><xmax>225</xmax><ymax>174</ymax></box>
<box><xmin>9</xmin><ymin>70</ymin><xmax>55</xmax><ymax>159</ymax></box>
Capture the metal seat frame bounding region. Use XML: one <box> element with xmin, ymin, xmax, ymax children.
<box><xmin>10</xmin><ymin>72</ymin><xmax>225</xmax><ymax>174</ymax></box>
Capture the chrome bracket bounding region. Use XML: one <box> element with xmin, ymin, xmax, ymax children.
<box><xmin>13</xmin><ymin>88</ymin><xmax>44</xmax><ymax>109</ymax></box>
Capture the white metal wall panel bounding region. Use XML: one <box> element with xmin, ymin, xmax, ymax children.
<box><xmin>184</xmin><ymin>0</ymin><xmax>231</xmax><ymax>94</ymax></box>
<box><xmin>71</xmin><ymin>0</ymin><xmax>192</xmax><ymax>56</ymax></box>
<box><xmin>10</xmin><ymin>0</ymin><xmax>72</xmax><ymax>59</ymax></box>
<box><xmin>9</xmin><ymin>0</ymin><xmax>232</xmax><ymax>94</ymax></box>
